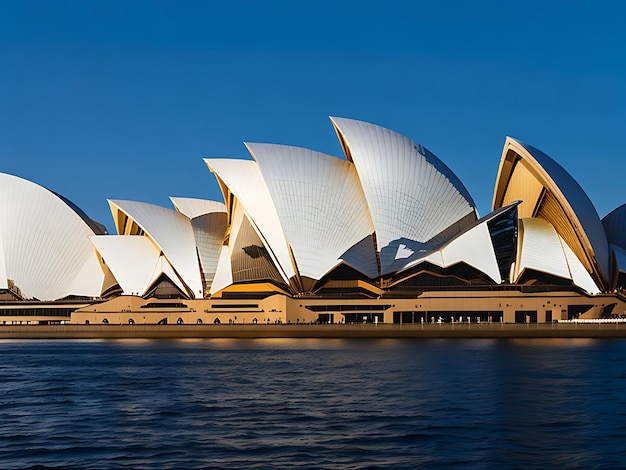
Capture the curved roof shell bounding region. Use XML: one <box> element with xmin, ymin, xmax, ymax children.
<box><xmin>227</xmin><ymin>199</ymin><xmax>288</xmax><ymax>287</ymax></box>
<box><xmin>514</xmin><ymin>218</ymin><xmax>599</xmax><ymax>293</ymax></box>
<box><xmin>561</xmin><ymin>236</ymin><xmax>600</xmax><ymax>294</ymax></box>
<box><xmin>330</xmin><ymin>117</ymin><xmax>477</xmax><ymax>274</ymax></box>
<box><xmin>210</xmin><ymin>245</ymin><xmax>233</xmax><ymax>295</ymax></box>
<box><xmin>0</xmin><ymin>173</ymin><xmax>104</xmax><ymax>300</ymax></box>
<box><xmin>170</xmin><ymin>197</ymin><xmax>226</xmax><ymax>220</ymax></box>
<box><xmin>108</xmin><ymin>200</ymin><xmax>203</xmax><ymax>298</ymax></box>
<box><xmin>438</xmin><ymin>217</ymin><xmax>502</xmax><ymax>284</ymax></box>
<box><xmin>170</xmin><ymin>197</ymin><xmax>227</xmax><ymax>294</ymax></box>
<box><xmin>337</xmin><ymin>235</ymin><xmax>379</xmax><ymax>281</ymax></box>
<box><xmin>516</xmin><ymin>218</ymin><xmax>572</xmax><ymax>282</ymax></box>
<box><xmin>246</xmin><ymin>143</ymin><xmax>378</xmax><ymax>280</ymax></box>
<box><xmin>397</xmin><ymin>203</ymin><xmax>521</xmax><ymax>285</ymax></box>
<box><xmin>493</xmin><ymin>137</ymin><xmax>610</xmax><ymax>291</ymax></box>
<box><xmin>89</xmin><ymin>235</ymin><xmax>187</xmax><ymax>296</ymax></box>
<box><xmin>189</xmin><ymin>213</ymin><xmax>227</xmax><ymax>293</ymax></box>
<box><xmin>204</xmin><ymin>158</ymin><xmax>296</xmax><ymax>285</ymax></box>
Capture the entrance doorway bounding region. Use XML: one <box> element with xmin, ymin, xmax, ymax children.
<box><xmin>515</xmin><ymin>310</ymin><xmax>537</xmax><ymax>323</ymax></box>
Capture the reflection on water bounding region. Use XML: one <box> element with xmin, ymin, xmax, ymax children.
<box><xmin>508</xmin><ymin>337</ymin><xmax>598</xmax><ymax>347</ymax></box>
<box><xmin>0</xmin><ymin>339</ymin><xmax>624</xmax><ymax>469</ymax></box>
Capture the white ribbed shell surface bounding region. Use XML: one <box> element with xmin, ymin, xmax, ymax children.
<box><xmin>399</xmin><ymin>205</ymin><xmax>519</xmax><ymax>283</ymax></box>
<box><xmin>517</xmin><ymin>218</ymin><xmax>571</xmax><ymax>281</ymax></box>
<box><xmin>494</xmin><ymin>138</ymin><xmax>610</xmax><ymax>290</ymax></box>
<box><xmin>89</xmin><ymin>235</ymin><xmax>187</xmax><ymax>296</ymax></box>
<box><xmin>170</xmin><ymin>197</ymin><xmax>227</xmax><ymax>292</ymax></box>
<box><xmin>516</xmin><ymin>140</ymin><xmax>610</xmax><ymax>280</ymax></box>
<box><xmin>441</xmin><ymin>222</ymin><xmax>502</xmax><ymax>283</ymax></box>
<box><xmin>247</xmin><ymin>143</ymin><xmax>377</xmax><ymax>280</ymax></box>
<box><xmin>170</xmin><ymin>197</ymin><xmax>226</xmax><ymax>220</ymax></box>
<box><xmin>0</xmin><ymin>173</ymin><xmax>104</xmax><ymax>300</ymax></box>
<box><xmin>204</xmin><ymin>158</ymin><xmax>295</xmax><ymax>283</ymax></box>
<box><xmin>561</xmin><ymin>238</ymin><xmax>600</xmax><ymax>294</ymax></box>
<box><xmin>393</xmin><ymin>224</ymin><xmax>501</xmax><ymax>283</ymax></box>
<box><xmin>227</xmin><ymin>199</ymin><xmax>286</xmax><ymax>286</ymax></box>
<box><xmin>211</xmin><ymin>246</ymin><xmax>233</xmax><ymax>295</ymax></box>
<box><xmin>108</xmin><ymin>200</ymin><xmax>203</xmax><ymax>298</ymax></box>
<box><xmin>516</xmin><ymin>218</ymin><xmax>600</xmax><ymax>293</ymax></box>
<box><xmin>330</xmin><ymin>117</ymin><xmax>476</xmax><ymax>273</ymax></box>
<box><xmin>0</xmin><ymin>234</ymin><xmax>7</xmax><ymax>289</ymax></box>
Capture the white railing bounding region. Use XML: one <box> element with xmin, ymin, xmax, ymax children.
<box><xmin>559</xmin><ymin>318</ymin><xmax>626</xmax><ymax>324</ymax></box>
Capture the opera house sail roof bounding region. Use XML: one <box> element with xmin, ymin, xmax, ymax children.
<box><xmin>0</xmin><ymin>116</ymin><xmax>621</xmax><ymax>304</ymax></box>
<box><xmin>493</xmin><ymin>137</ymin><xmax>610</xmax><ymax>293</ymax></box>
<box><xmin>245</xmin><ymin>143</ymin><xmax>378</xmax><ymax>283</ymax></box>
<box><xmin>0</xmin><ymin>173</ymin><xmax>104</xmax><ymax>301</ymax></box>
<box><xmin>330</xmin><ymin>117</ymin><xmax>478</xmax><ymax>274</ymax></box>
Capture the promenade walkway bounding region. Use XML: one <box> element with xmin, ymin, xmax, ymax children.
<box><xmin>1</xmin><ymin>322</ymin><xmax>626</xmax><ymax>339</ymax></box>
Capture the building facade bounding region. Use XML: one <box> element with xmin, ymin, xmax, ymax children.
<box><xmin>3</xmin><ymin>117</ymin><xmax>626</xmax><ymax>324</ymax></box>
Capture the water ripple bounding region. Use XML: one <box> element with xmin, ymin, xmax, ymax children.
<box><xmin>0</xmin><ymin>338</ymin><xmax>624</xmax><ymax>468</ymax></box>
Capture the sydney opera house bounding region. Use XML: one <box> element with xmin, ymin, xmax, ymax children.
<box><xmin>2</xmin><ymin>117</ymin><xmax>626</xmax><ymax>326</ymax></box>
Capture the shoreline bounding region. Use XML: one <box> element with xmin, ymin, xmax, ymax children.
<box><xmin>1</xmin><ymin>323</ymin><xmax>626</xmax><ymax>339</ymax></box>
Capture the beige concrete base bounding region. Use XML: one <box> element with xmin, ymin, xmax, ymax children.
<box><xmin>4</xmin><ymin>290</ymin><xmax>626</xmax><ymax>330</ymax></box>
<box><xmin>71</xmin><ymin>291</ymin><xmax>626</xmax><ymax>326</ymax></box>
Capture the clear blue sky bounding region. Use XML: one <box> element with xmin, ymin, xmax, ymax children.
<box><xmin>1</xmin><ymin>1</ymin><xmax>624</xmax><ymax>231</ymax></box>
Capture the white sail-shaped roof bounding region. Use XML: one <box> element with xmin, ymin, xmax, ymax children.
<box><xmin>516</xmin><ymin>218</ymin><xmax>571</xmax><ymax>281</ymax></box>
<box><xmin>0</xmin><ymin>173</ymin><xmax>104</xmax><ymax>300</ymax></box>
<box><xmin>404</xmin><ymin>251</ymin><xmax>445</xmax><ymax>269</ymax></box>
<box><xmin>0</xmin><ymin>231</ymin><xmax>7</xmax><ymax>290</ymax></box>
<box><xmin>89</xmin><ymin>235</ymin><xmax>186</xmax><ymax>296</ymax></box>
<box><xmin>514</xmin><ymin>218</ymin><xmax>601</xmax><ymax>293</ymax></box>
<box><xmin>147</xmin><ymin>256</ymin><xmax>189</xmax><ymax>295</ymax></box>
<box><xmin>330</xmin><ymin>117</ymin><xmax>476</xmax><ymax>273</ymax></box>
<box><xmin>204</xmin><ymin>158</ymin><xmax>295</xmax><ymax>283</ymax></box>
<box><xmin>494</xmin><ymin>137</ymin><xmax>610</xmax><ymax>290</ymax></box>
<box><xmin>441</xmin><ymin>222</ymin><xmax>501</xmax><ymax>283</ymax></box>
<box><xmin>394</xmin><ymin>228</ymin><xmax>500</xmax><ymax>283</ymax></box>
<box><xmin>211</xmin><ymin>246</ymin><xmax>233</xmax><ymax>295</ymax></box>
<box><xmin>65</xmin><ymin>254</ymin><xmax>108</xmax><ymax>297</ymax></box>
<box><xmin>518</xmin><ymin>140</ymin><xmax>610</xmax><ymax>283</ymax></box>
<box><xmin>170</xmin><ymin>197</ymin><xmax>226</xmax><ymax>220</ymax></box>
<box><xmin>108</xmin><ymin>200</ymin><xmax>203</xmax><ymax>298</ymax></box>
<box><xmin>338</xmin><ymin>235</ymin><xmax>380</xmax><ymax>279</ymax></box>
<box><xmin>227</xmin><ymin>199</ymin><xmax>287</xmax><ymax>287</ymax></box>
<box><xmin>170</xmin><ymin>197</ymin><xmax>227</xmax><ymax>293</ymax></box>
<box><xmin>190</xmin><ymin>214</ymin><xmax>227</xmax><ymax>291</ymax></box>
<box><xmin>246</xmin><ymin>143</ymin><xmax>378</xmax><ymax>280</ymax></box>
<box><xmin>398</xmin><ymin>204</ymin><xmax>520</xmax><ymax>284</ymax></box>
<box><xmin>561</xmin><ymin>238</ymin><xmax>600</xmax><ymax>294</ymax></box>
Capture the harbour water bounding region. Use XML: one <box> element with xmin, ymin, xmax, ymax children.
<box><xmin>0</xmin><ymin>338</ymin><xmax>625</xmax><ymax>469</ymax></box>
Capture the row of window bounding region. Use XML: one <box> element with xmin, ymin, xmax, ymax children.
<box><xmin>0</xmin><ymin>309</ymin><xmax>73</xmax><ymax>317</ymax></box>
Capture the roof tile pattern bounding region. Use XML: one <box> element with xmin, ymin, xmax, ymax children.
<box><xmin>247</xmin><ymin>143</ymin><xmax>378</xmax><ymax>280</ymax></box>
<box><xmin>0</xmin><ymin>173</ymin><xmax>103</xmax><ymax>300</ymax></box>
<box><xmin>108</xmin><ymin>200</ymin><xmax>203</xmax><ymax>298</ymax></box>
<box><xmin>330</xmin><ymin>117</ymin><xmax>476</xmax><ymax>274</ymax></box>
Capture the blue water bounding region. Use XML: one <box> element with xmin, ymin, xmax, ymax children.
<box><xmin>0</xmin><ymin>338</ymin><xmax>625</xmax><ymax>469</ymax></box>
